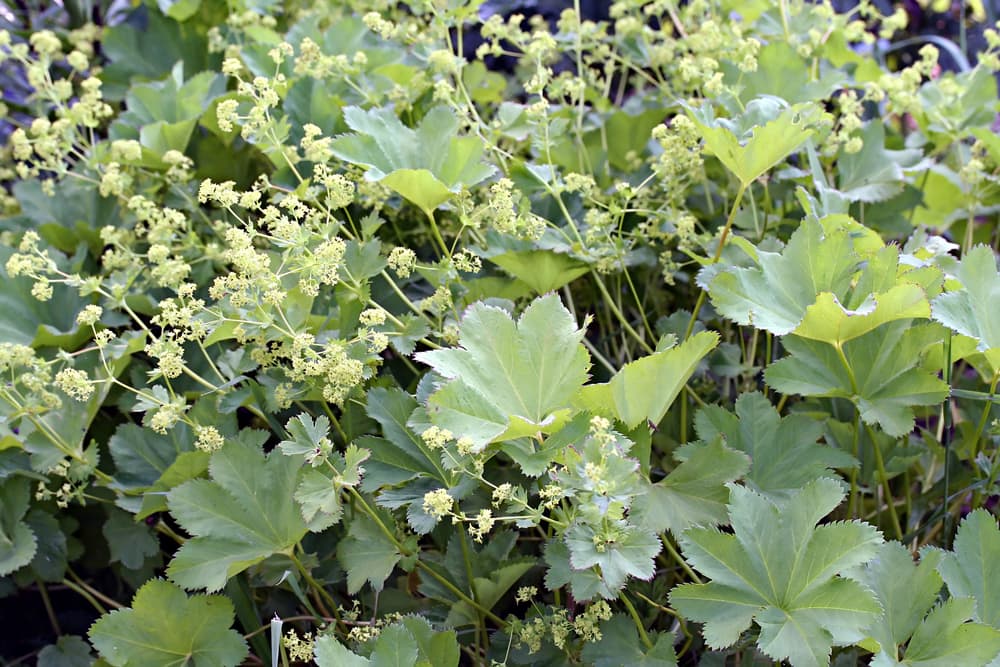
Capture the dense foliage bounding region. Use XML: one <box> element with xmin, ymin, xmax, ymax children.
<box><xmin>2</xmin><ymin>0</ymin><xmax>1000</xmax><ymax>664</ymax></box>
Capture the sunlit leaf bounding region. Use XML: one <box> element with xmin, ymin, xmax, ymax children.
<box><xmin>329</xmin><ymin>106</ymin><xmax>495</xmax><ymax>216</ymax></box>
<box><xmin>89</xmin><ymin>579</ymin><xmax>247</xmax><ymax>667</ymax></box>
<box><xmin>688</xmin><ymin>97</ymin><xmax>821</xmax><ymax>186</ymax></box>
<box><xmin>415</xmin><ymin>295</ymin><xmax>590</xmax><ymax>450</ymax></box>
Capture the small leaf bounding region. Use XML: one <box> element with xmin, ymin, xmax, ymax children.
<box><xmin>369</xmin><ymin>624</ymin><xmax>419</xmax><ymax>667</ymax></box>
<box><xmin>932</xmin><ymin>245</ymin><xmax>1000</xmax><ymax>372</ymax></box>
<box><xmin>37</xmin><ymin>635</ymin><xmax>93</xmax><ymax>667</ymax></box>
<box><xmin>88</xmin><ymin>579</ymin><xmax>247</xmax><ymax>667</ymax></box>
<box><xmin>836</xmin><ymin>122</ymin><xmax>924</xmax><ymax>203</ymax></box>
<box><xmin>576</xmin><ymin>331</ymin><xmax>719</xmax><ymax>429</ymax></box>
<box><xmin>337</xmin><ymin>512</ymin><xmax>401</xmax><ymax>594</ymax></box>
<box><xmin>631</xmin><ymin>438</ymin><xmax>750</xmax><ymax>534</ymax></box>
<box><xmin>582</xmin><ymin>615</ymin><xmax>677</xmax><ymax>666</ymax></box>
<box><xmin>329</xmin><ymin>106</ymin><xmax>495</xmax><ymax>215</ymax></box>
<box><xmin>103</xmin><ymin>507</ymin><xmax>159</xmax><ymax>570</ymax></box>
<box><xmin>0</xmin><ymin>477</ymin><xmax>36</xmax><ymax>576</ymax></box>
<box><xmin>564</xmin><ymin>520</ymin><xmax>660</xmax><ymax>597</ymax></box>
<box><xmin>279</xmin><ymin>413</ymin><xmax>331</xmax><ymax>457</ymax></box>
<box><xmin>488</xmin><ymin>249</ymin><xmax>590</xmax><ymax>294</ymax></box>
<box><xmin>689</xmin><ymin>97</ymin><xmax>820</xmax><ymax>186</ymax></box>
<box><xmin>295</xmin><ymin>468</ymin><xmax>343</xmax><ymax>529</ymax></box>
<box><xmin>314</xmin><ymin>635</ymin><xmax>370</xmax><ymax>667</ymax></box>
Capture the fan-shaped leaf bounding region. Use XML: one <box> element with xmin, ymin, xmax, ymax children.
<box><xmin>88</xmin><ymin>579</ymin><xmax>247</xmax><ymax>667</ymax></box>
<box><xmin>329</xmin><ymin>106</ymin><xmax>495</xmax><ymax>215</ymax></box>
<box><xmin>415</xmin><ymin>295</ymin><xmax>590</xmax><ymax>450</ymax></box>
<box><xmin>166</xmin><ymin>439</ymin><xmax>308</xmax><ymax>591</ymax></box>
<box><xmin>669</xmin><ymin>479</ymin><xmax>883</xmax><ymax>667</ymax></box>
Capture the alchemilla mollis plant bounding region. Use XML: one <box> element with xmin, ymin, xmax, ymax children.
<box><xmin>2</xmin><ymin>0</ymin><xmax>1000</xmax><ymax>664</ymax></box>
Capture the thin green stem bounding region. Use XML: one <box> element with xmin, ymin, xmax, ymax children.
<box><xmin>684</xmin><ymin>183</ymin><xmax>747</xmax><ymax>341</ymax></box>
<box><xmin>37</xmin><ymin>579</ymin><xmax>61</xmax><ymax>636</ymax></box>
<box><xmin>60</xmin><ymin>578</ymin><xmax>107</xmax><ymax>616</ymax></box>
<box><xmin>847</xmin><ymin>412</ymin><xmax>861</xmax><ymax>519</ymax></box>
<box><xmin>661</xmin><ymin>533</ymin><xmax>701</xmax><ymax>583</ymax></box>
<box><xmin>865</xmin><ymin>422</ymin><xmax>904</xmax><ymax>541</ymax></box>
<box><xmin>425</xmin><ymin>210</ymin><xmax>449</xmax><ymax>258</ymax></box>
<box><xmin>67</xmin><ymin>569</ymin><xmax>123</xmax><ymax>610</ymax></box>
<box><xmin>290</xmin><ymin>551</ymin><xmax>345</xmax><ymax>634</ymax></box>
<box><xmin>970</xmin><ymin>371</ymin><xmax>999</xmax><ymax>461</ymax></box>
<box><xmin>619</xmin><ymin>591</ymin><xmax>653</xmax><ymax>650</ymax></box>
<box><xmin>942</xmin><ymin>331</ymin><xmax>954</xmax><ymax>546</ymax></box>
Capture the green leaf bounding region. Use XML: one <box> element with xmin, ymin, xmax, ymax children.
<box><xmin>857</xmin><ymin>542</ymin><xmax>945</xmax><ymax>661</ymax></box>
<box><xmin>369</xmin><ymin>622</ymin><xmax>419</xmax><ymax>667</ymax></box>
<box><xmin>114</xmin><ymin>63</ymin><xmax>226</xmax><ymax>157</ymax></box>
<box><xmin>0</xmin><ymin>477</ymin><xmax>36</xmax><ymax>576</ymax></box>
<box><xmin>704</xmin><ymin>218</ymin><xmax>859</xmax><ymax>335</ymax></box>
<box><xmin>581</xmin><ymin>615</ymin><xmax>677</xmax><ymax>666</ymax></box>
<box><xmin>295</xmin><ymin>468</ymin><xmax>342</xmax><ymax>529</ymax></box>
<box><xmin>108</xmin><ymin>422</ymin><xmax>195</xmax><ymax>490</ymax></box>
<box><xmin>278</xmin><ymin>413</ymin><xmax>331</xmax><ymax>458</ymax></box>
<box><xmin>415</xmin><ymin>295</ymin><xmax>590</xmax><ymax>450</ymax></box>
<box><xmin>576</xmin><ymin>331</ymin><xmax>719</xmax><ymax>429</ymax></box>
<box><xmin>89</xmin><ymin>579</ymin><xmax>247</xmax><ymax>667</ymax></box>
<box><xmin>397</xmin><ymin>616</ymin><xmax>459</xmax><ymax>667</ymax></box>
<box><xmin>631</xmin><ymin>438</ymin><xmax>749</xmax><ymax>534</ymax></box>
<box><xmin>103</xmin><ymin>507</ymin><xmax>159</xmax><ymax>570</ymax></box>
<box><xmin>836</xmin><ymin>123</ymin><xmax>924</xmax><ymax>203</ymax></box>
<box><xmin>695</xmin><ymin>392</ymin><xmax>854</xmax><ymax>493</ymax></box>
<box><xmin>889</xmin><ymin>597</ymin><xmax>1000</xmax><ymax>667</ymax></box>
<box><xmin>137</xmin><ymin>451</ymin><xmax>210</xmax><ymax>520</ymax></box>
<box><xmin>932</xmin><ymin>245</ymin><xmax>1000</xmax><ymax>372</ymax></box>
<box><xmin>166</xmin><ymin>439</ymin><xmax>308</xmax><ymax>591</ymax></box>
<box><xmin>766</xmin><ymin>323</ymin><xmax>948</xmax><ymax>437</ymax></box>
<box><xmin>329</xmin><ymin>106</ymin><xmax>495</xmax><ymax>215</ymax></box>
<box><xmin>158</xmin><ymin>0</ymin><xmax>202</xmax><ymax>21</ymax></box>
<box><xmin>314</xmin><ymin>635</ymin><xmax>371</xmax><ymax>667</ymax></box>
<box><xmin>544</xmin><ymin>538</ymin><xmax>608</xmax><ymax>602</ymax></box>
<box><xmin>37</xmin><ymin>635</ymin><xmax>93</xmax><ymax>667</ymax></box>
<box><xmin>0</xmin><ymin>246</ymin><xmax>90</xmax><ymax>349</ymax></box>
<box><xmin>488</xmin><ymin>249</ymin><xmax>590</xmax><ymax>295</ymax></box>
<box><xmin>563</xmin><ymin>520</ymin><xmax>660</xmax><ymax>597</ymax></box>
<box><xmin>445</xmin><ymin>559</ymin><xmax>534</xmax><ymax>627</ymax></box>
<box><xmin>669</xmin><ymin>479</ymin><xmax>883</xmax><ymax>667</ymax></box>
<box><xmin>703</xmin><ymin>217</ymin><xmax>928</xmax><ymax>342</ymax></box>
<box><xmin>363</xmin><ymin>388</ymin><xmax>447</xmax><ymax>484</ymax></box>
<box><xmin>937</xmin><ymin>509</ymin><xmax>1000</xmax><ymax>628</ymax></box>
<box><xmin>794</xmin><ymin>285</ymin><xmax>931</xmax><ymax>347</ymax></box>
<box><xmin>722</xmin><ymin>41</ymin><xmax>844</xmax><ymax>105</ymax></box>
<box><xmin>100</xmin><ymin>10</ymin><xmax>213</xmax><ymax>100</ymax></box>
<box><xmin>857</xmin><ymin>542</ymin><xmax>1000</xmax><ymax>666</ymax></box>
<box><xmin>337</xmin><ymin>511</ymin><xmax>401</xmax><ymax>594</ymax></box>
<box><xmin>688</xmin><ymin>97</ymin><xmax>820</xmax><ymax>186</ymax></box>
<box><xmin>23</xmin><ymin>509</ymin><xmax>67</xmax><ymax>582</ymax></box>
<box><xmin>313</xmin><ymin>618</ymin><xmax>458</xmax><ymax>667</ymax></box>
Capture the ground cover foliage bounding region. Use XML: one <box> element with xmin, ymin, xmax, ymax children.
<box><xmin>2</xmin><ymin>0</ymin><xmax>1000</xmax><ymax>664</ymax></box>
